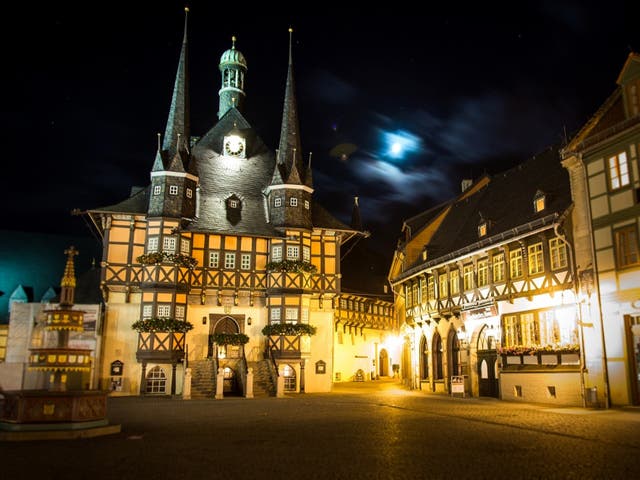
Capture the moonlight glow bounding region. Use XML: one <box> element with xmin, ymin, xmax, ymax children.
<box><xmin>382</xmin><ymin>130</ymin><xmax>422</xmax><ymax>161</ymax></box>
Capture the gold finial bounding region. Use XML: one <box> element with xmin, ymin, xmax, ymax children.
<box><xmin>232</xmin><ymin>35</ymin><xmax>236</xmax><ymax>48</ymax></box>
<box><xmin>61</xmin><ymin>246</ymin><xmax>79</xmax><ymax>288</ymax></box>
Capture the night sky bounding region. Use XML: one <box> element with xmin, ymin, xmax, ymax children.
<box><xmin>3</xmin><ymin>2</ymin><xmax>638</xmax><ymax>265</ymax></box>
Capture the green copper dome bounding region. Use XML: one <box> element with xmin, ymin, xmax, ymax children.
<box><xmin>219</xmin><ymin>36</ymin><xmax>247</xmax><ymax>69</ymax></box>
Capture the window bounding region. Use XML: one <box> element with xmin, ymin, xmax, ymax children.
<box><xmin>419</xmin><ymin>277</ymin><xmax>426</xmax><ymax>303</ymax></box>
<box><xmin>301</xmin><ymin>308</ymin><xmax>309</xmax><ymax>323</ymax></box>
<box><xmin>290</xmin><ymin>197</ymin><xmax>298</xmax><ymax>207</ymax></box>
<box><xmin>615</xmin><ymin>226</ymin><xmax>640</xmax><ymax>268</ymax></box>
<box><xmin>413</xmin><ymin>282</ymin><xmax>420</xmax><ymax>304</ymax></box>
<box><xmin>209</xmin><ymin>251</ymin><xmax>219</xmax><ymax>268</ymax></box>
<box><xmin>449</xmin><ymin>270</ymin><xmax>459</xmax><ymax>295</ymax></box>
<box><xmin>528</xmin><ymin>243</ymin><xmax>544</xmax><ymax>275</ymax></box>
<box><xmin>534</xmin><ymin>191</ymin><xmax>546</xmax><ymax>212</ymax></box>
<box><xmin>283</xmin><ymin>364</ymin><xmax>296</xmax><ymax>392</ymax></box>
<box><xmin>163</xmin><ymin>236</ymin><xmax>176</xmax><ymax>253</ymax></box>
<box><xmin>549</xmin><ymin>238</ymin><xmax>567</xmax><ymax>270</ymax></box>
<box><xmin>143</xmin><ymin>305</ymin><xmax>152</xmax><ymax>318</ymax></box>
<box><xmin>285</xmin><ymin>308</ymin><xmax>299</xmax><ymax>323</ymax></box>
<box><xmin>169</xmin><ymin>185</ymin><xmax>178</xmax><ymax>195</ymax></box>
<box><xmin>180</xmin><ymin>238</ymin><xmax>190</xmax><ymax>255</ymax></box>
<box><xmin>492</xmin><ymin>253</ymin><xmax>505</xmax><ymax>282</ymax></box>
<box><xmin>438</xmin><ymin>273</ymin><xmax>448</xmax><ymax>298</ymax></box>
<box><xmin>477</xmin><ymin>260</ymin><xmax>489</xmax><ymax>286</ymax></box>
<box><xmin>502</xmin><ymin>308</ymin><xmax>578</xmax><ymax>349</ymax></box>
<box><xmin>427</xmin><ymin>276</ymin><xmax>435</xmax><ymax>301</ymax></box>
<box><xmin>224</xmin><ymin>252</ymin><xmax>236</xmax><ymax>269</ymax></box>
<box><xmin>153</xmin><ymin>185</ymin><xmax>161</xmax><ymax>196</ymax></box>
<box><xmin>175</xmin><ymin>305</ymin><xmax>185</xmax><ymax>319</ymax></box>
<box><xmin>148</xmin><ymin>237</ymin><xmax>159</xmax><ymax>253</ymax></box>
<box><xmin>270</xmin><ymin>308</ymin><xmax>281</xmax><ymax>323</ymax></box>
<box><xmin>304</xmin><ymin>200</ymin><xmax>310</xmax><ymax>210</ymax></box>
<box><xmin>463</xmin><ymin>265</ymin><xmax>474</xmax><ymax>290</ymax></box>
<box><xmin>241</xmin><ymin>253</ymin><xmax>251</xmax><ymax>270</ymax></box>
<box><xmin>146</xmin><ymin>366</ymin><xmax>167</xmax><ymax>394</ymax></box>
<box><xmin>509</xmin><ymin>248</ymin><xmax>523</xmax><ymax>278</ymax></box>
<box><xmin>406</xmin><ymin>284</ymin><xmax>413</xmax><ymax>307</ymax></box>
<box><xmin>478</xmin><ymin>222</ymin><xmax>487</xmax><ymax>237</ymax></box>
<box><xmin>157</xmin><ymin>305</ymin><xmax>171</xmax><ymax>317</ymax></box>
<box><xmin>229</xmin><ymin>199</ymin><xmax>238</xmax><ymax>208</ymax></box>
<box><xmin>287</xmin><ymin>245</ymin><xmax>299</xmax><ymax>260</ymax></box>
<box><xmin>272</xmin><ymin>245</ymin><xmax>283</xmax><ymax>262</ymax></box>
<box><xmin>340</xmin><ymin>298</ymin><xmax>347</xmax><ymax>309</ymax></box>
<box><xmin>608</xmin><ymin>152</ymin><xmax>630</xmax><ymax>190</ymax></box>
<box><xmin>186</xmin><ymin>188</ymin><xmax>193</xmax><ymax>198</ymax></box>
<box><xmin>274</xmin><ymin>197</ymin><xmax>282</xmax><ymax>207</ymax></box>
<box><xmin>302</xmin><ymin>246</ymin><xmax>310</xmax><ymax>262</ymax></box>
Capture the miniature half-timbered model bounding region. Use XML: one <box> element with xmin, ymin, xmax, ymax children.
<box><xmin>561</xmin><ymin>52</ymin><xmax>640</xmax><ymax>407</ymax></box>
<box><xmin>389</xmin><ymin>146</ymin><xmax>588</xmax><ymax>406</ymax></box>
<box><xmin>82</xmin><ymin>12</ymin><xmax>394</xmax><ymax>397</ymax></box>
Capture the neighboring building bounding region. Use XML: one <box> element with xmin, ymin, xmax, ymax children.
<box><xmin>389</xmin><ymin>147</ymin><xmax>589</xmax><ymax>406</ymax></box>
<box><xmin>561</xmin><ymin>52</ymin><xmax>640</xmax><ymax>406</ymax></box>
<box><xmin>82</xmin><ymin>14</ymin><xmax>396</xmax><ymax>396</ymax></box>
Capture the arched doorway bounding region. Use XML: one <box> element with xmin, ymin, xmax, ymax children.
<box><xmin>432</xmin><ymin>332</ymin><xmax>443</xmax><ymax>380</ymax></box>
<box><xmin>222</xmin><ymin>366</ymin><xmax>237</xmax><ymax>394</ymax></box>
<box><xmin>379</xmin><ymin>349</ymin><xmax>389</xmax><ymax>377</ymax></box>
<box><xmin>209</xmin><ymin>316</ymin><xmax>240</xmax><ymax>357</ymax></box>
<box><xmin>146</xmin><ymin>366</ymin><xmax>167</xmax><ymax>394</ymax></box>
<box><xmin>419</xmin><ymin>334</ymin><xmax>429</xmax><ymax>380</ymax></box>
<box><xmin>477</xmin><ymin>325</ymin><xmax>499</xmax><ymax>398</ymax></box>
<box><xmin>283</xmin><ymin>364</ymin><xmax>297</xmax><ymax>392</ymax></box>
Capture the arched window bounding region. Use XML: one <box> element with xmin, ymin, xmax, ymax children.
<box><xmin>420</xmin><ymin>334</ymin><xmax>429</xmax><ymax>380</ymax></box>
<box><xmin>146</xmin><ymin>366</ymin><xmax>167</xmax><ymax>394</ymax></box>
<box><xmin>283</xmin><ymin>364</ymin><xmax>296</xmax><ymax>392</ymax></box>
<box><xmin>432</xmin><ymin>332</ymin><xmax>443</xmax><ymax>380</ymax></box>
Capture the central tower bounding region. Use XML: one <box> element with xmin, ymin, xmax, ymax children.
<box><xmin>218</xmin><ymin>36</ymin><xmax>247</xmax><ymax>119</ymax></box>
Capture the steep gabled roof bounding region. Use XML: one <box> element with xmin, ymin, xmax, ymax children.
<box><xmin>89</xmin><ymin>186</ymin><xmax>150</xmax><ymax>215</ymax></box>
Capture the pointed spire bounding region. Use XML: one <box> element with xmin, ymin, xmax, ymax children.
<box><xmin>152</xmin><ymin>133</ymin><xmax>165</xmax><ymax>172</ymax></box>
<box><xmin>286</xmin><ymin>148</ymin><xmax>302</xmax><ymax>184</ymax></box>
<box><xmin>277</xmin><ymin>27</ymin><xmax>303</xmax><ymax>179</ymax></box>
<box><xmin>162</xmin><ymin>7</ymin><xmax>190</xmax><ymax>165</ymax></box>
<box><xmin>304</xmin><ymin>152</ymin><xmax>314</xmax><ymax>188</ymax></box>
<box><xmin>350</xmin><ymin>196</ymin><xmax>363</xmax><ymax>231</ymax></box>
<box><xmin>270</xmin><ymin>160</ymin><xmax>284</xmax><ymax>185</ymax></box>
<box><xmin>59</xmin><ymin>246</ymin><xmax>78</xmax><ymax>307</ymax></box>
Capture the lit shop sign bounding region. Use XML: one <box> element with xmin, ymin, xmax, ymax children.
<box><xmin>461</xmin><ymin>300</ymin><xmax>497</xmax><ymax>321</ymax></box>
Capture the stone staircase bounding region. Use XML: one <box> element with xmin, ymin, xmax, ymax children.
<box><xmin>247</xmin><ymin>360</ymin><xmax>276</xmax><ymax>397</ymax></box>
<box><xmin>190</xmin><ymin>359</ymin><xmax>217</xmax><ymax>399</ymax></box>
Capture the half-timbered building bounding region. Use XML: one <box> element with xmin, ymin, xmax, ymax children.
<box><xmin>82</xmin><ymin>12</ymin><xmax>396</xmax><ymax>397</ymax></box>
<box><xmin>389</xmin><ymin>146</ymin><xmax>586</xmax><ymax>405</ymax></box>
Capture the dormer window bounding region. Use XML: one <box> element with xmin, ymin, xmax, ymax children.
<box><xmin>229</xmin><ymin>199</ymin><xmax>238</xmax><ymax>208</ymax></box>
<box><xmin>534</xmin><ymin>190</ymin><xmax>546</xmax><ymax>212</ymax></box>
<box><xmin>225</xmin><ymin>194</ymin><xmax>242</xmax><ymax>225</ymax></box>
<box><xmin>422</xmin><ymin>249</ymin><xmax>427</xmax><ymax>261</ymax></box>
<box><xmin>478</xmin><ymin>222</ymin><xmax>487</xmax><ymax>238</ymax></box>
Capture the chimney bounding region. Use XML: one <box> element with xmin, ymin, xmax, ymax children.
<box><xmin>461</xmin><ymin>179</ymin><xmax>473</xmax><ymax>192</ymax></box>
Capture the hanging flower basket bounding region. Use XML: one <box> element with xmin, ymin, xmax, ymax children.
<box><xmin>265</xmin><ymin>260</ymin><xmax>317</xmax><ymax>274</ymax></box>
<box><xmin>261</xmin><ymin>323</ymin><xmax>317</xmax><ymax>336</ymax></box>
<box><xmin>131</xmin><ymin>317</ymin><xmax>194</xmax><ymax>333</ymax></box>
<box><xmin>137</xmin><ymin>252</ymin><xmax>198</xmax><ymax>269</ymax></box>
<box><xmin>211</xmin><ymin>332</ymin><xmax>250</xmax><ymax>346</ymax></box>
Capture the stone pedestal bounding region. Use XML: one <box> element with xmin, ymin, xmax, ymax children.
<box><xmin>182</xmin><ymin>368</ymin><xmax>192</xmax><ymax>400</ymax></box>
<box><xmin>245</xmin><ymin>367</ymin><xmax>254</xmax><ymax>398</ymax></box>
<box><xmin>215</xmin><ymin>367</ymin><xmax>224</xmax><ymax>399</ymax></box>
<box><xmin>276</xmin><ymin>365</ymin><xmax>285</xmax><ymax>397</ymax></box>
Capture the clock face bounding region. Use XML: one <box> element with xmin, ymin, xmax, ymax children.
<box><xmin>224</xmin><ymin>135</ymin><xmax>244</xmax><ymax>156</ymax></box>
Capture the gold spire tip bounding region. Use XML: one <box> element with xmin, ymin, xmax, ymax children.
<box><xmin>232</xmin><ymin>35</ymin><xmax>236</xmax><ymax>47</ymax></box>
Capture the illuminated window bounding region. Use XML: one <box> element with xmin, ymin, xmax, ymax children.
<box><xmin>142</xmin><ymin>305</ymin><xmax>152</xmax><ymax>318</ymax></box>
<box><xmin>463</xmin><ymin>265</ymin><xmax>474</xmax><ymax>290</ymax></box>
<box><xmin>492</xmin><ymin>253</ymin><xmax>505</xmax><ymax>282</ymax></box>
<box><xmin>169</xmin><ymin>185</ymin><xmax>178</xmax><ymax>195</ymax></box>
<box><xmin>533</xmin><ymin>190</ymin><xmax>546</xmax><ymax>212</ymax></box>
<box><xmin>157</xmin><ymin>305</ymin><xmax>171</xmax><ymax>317</ymax></box>
<box><xmin>528</xmin><ymin>243</ymin><xmax>544</xmax><ymax>275</ymax></box>
<box><xmin>438</xmin><ymin>273</ymin><xmax>448</xmax><ymax>298</ymax></box>
<box><xmin>406</xmin><ymin>283</ymin><xmax>413</xmax><ymax>307</ymax></box>
<box><xmin>303</xmin><ymin>246</ymin><xmax>310</xmax><ymax>262</ymax></box>
<box><xmin>229</xmin><ymin>199</ymin><xmax>238</xmax><ymax>208</ymax></box>
<box><xmin>615</xmin><ymin>226</ymin><xmax>640</xmax><ymax>268</ymax></box>
<box><xmin>509</xmin><ymin>248</ymin><xmax>523</xmax><ymax>278</ymax></box>
<box><xmin>224</xmin><ymin>253</ymin><xmax>236</xmax><ymax>269</ymax></box>
<box><xmin>148</xmin><ymin>237</ymin><xmax>159</xmax><ymax>253</ymax></box>
<box><xmin>287</xmin><ymin>245</ymin><xmax>299</xmax><ymax>260</ymax></box>
<box><xmin>549</xmin><ymin>238</ymin><xmax>567</xmax><ymax>270</ymax></box>
<box><xmin>274</xmin><ymin>197</ymin><xmax>282</xmax><ymax>207</ymax></box>
<box><xmin>146</xmin><ymin>366</ymin><xmax>167</xmax><ymax>394</ymax></box>
<box><xmin>427</xmin><ymin>276</ymin><xmax>435</xmax><ymax>301</ymax></box>
<box><xmin>283</xmin><ymin>364</ymin><xmax>296</xmax><ymax>391</ymax></box>
<box><xmin>502</xmin><ymin>308</ymin><xmax>578</xmax><ymax>349</ymax></box>
<box><xmin>153</xmin><ymin>185</ymin><xmax>161</xmax><ymax>195</ymax></box>
<box><xmin>476</xmin><ymin>260</ymin><xmax>488</xmax><ymax>286</ymax></box>
<box><xmin>340</xmin><ymin>298</ymin><xmax>347</xmax><ymax>309</ymax></box>
<box><xmin>209</xmin><ymin>251</ymin><xmax>219</xmax><ymax>268</ymax></box>
<box><xmin>419</xmin><ymin>277</ymin><xmax>426</xmax><ymax>303</ymax></box>
<box><xmin>180</xmin><ymin>238</ymin><xmax>190</xmax><ymax>254</ymax></box>
<box><xmin>175</xmin><ymin>305</ymin><xmax>185</xmax><ymax>319</ymax></box>
<box><xmin>304</xmin><ymin>200</ymin><xmax>310</xmax><ymax>210</ymax></box>
<box><xmin>163</xmin><ymin>236</ymin><xmax>176</xmax><ymax>253</ymax></box>
<box><xmin>301</xmin><ymin>308</ymin><xmax>309</xmax><ymax>323</ymax></box>
<box><xmin>608</xmin><ymin>152</ymin><xmax>630</xmax><ymax>190</ymax></box>
<box><xmin>413</xmin><ymin>282</ymin><xmax>420</xmax><ymax>304</ymax></box>
<box><xmin>186</xmin><ymin>188</ymin><xmax>193</xmax><ymax>198</ymax></box>
<box><xmin>270</xmin><ymin>308</ymin><xmax>281</xmax><ymax>323</ymax></box>
<box><xmin>450</xmin><ymin>270</ymin><xmax>459</xmax><ymax>295</ymax></box>
<box><xmin>285</xmin><ymin>308</ymin><xmax>299</xmax><ymax>323</ymax></box>
<box><xmin>272</xmin><ymin>245</ymin><xmax>282</xmax><ymax>261</ymax></box>
<box><xmin>241</xmin><ymin>253</ymin><xmax>251</xmax><ymax>270</ymax></box>
<box><xmin>290</xmin><ymin>197</ymin><xmax>298</xmax><ymax>207</ymax></box>
<box><xmin>478</xmin><ymin>222</ymin><xmax>487</xmax><ymax>237</ymax></box>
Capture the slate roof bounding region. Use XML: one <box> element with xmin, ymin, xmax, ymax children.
<box><xmin>90</xmin><ymin>186</ymin><xmax>150</xmax><ymax>214</ymax></box>
<box><xmin>401</xmin><ymin>145</ymin><xmax>571</xmax><ymax>276</ymax></box>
